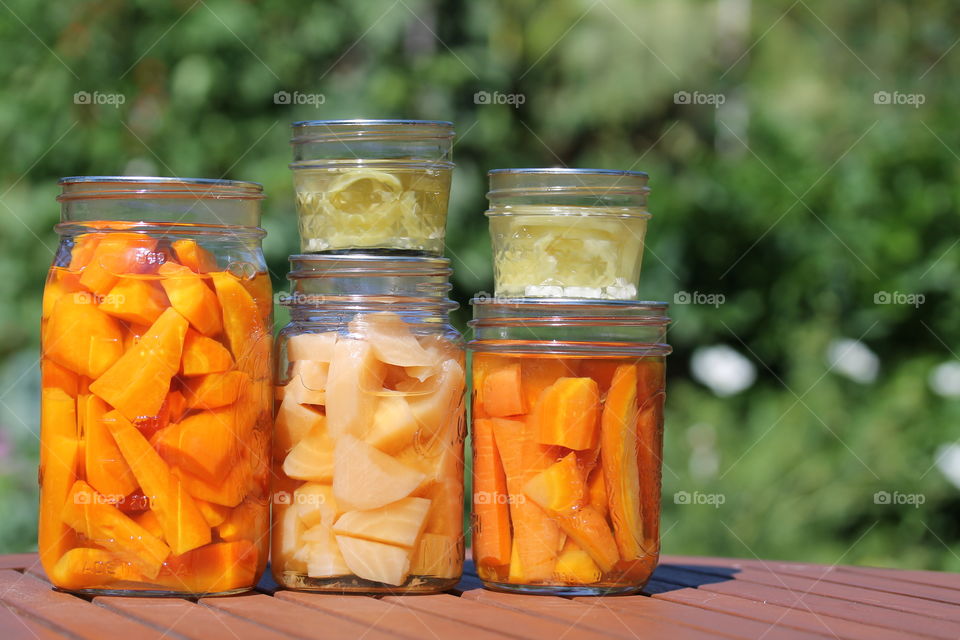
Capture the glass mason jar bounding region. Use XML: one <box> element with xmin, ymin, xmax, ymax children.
<box><xmin>272</xmin><ymin>254</ymin><xmax>465</xmax><ymax>593</ymax></box>
<box><xmin>486</xmin><ymin>168</ymin><xmax>651</xmax><ymax>300</ymax></box>
<box><xmin>290</xmin><ymin>120</ymin><xmax>455</xmax><ymax>255</ymax></box>
<box><xmin>468</xmin><ymin>298</ymin><xmax>670</xmax><ymax>595</ymax></box>
<box><xmin>39</xmin><ymin>177</ymin><xmax>273</xmax><ymax>596</ymax></box>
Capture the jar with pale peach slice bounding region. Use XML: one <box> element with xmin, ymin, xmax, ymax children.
<box><xmin>272</xmin><ymin>254</ymin><xmax>465</xmax><ymax>592</ymax></box>
<box><xmin>39</xmin><ymin>177</ymin><xmax>272</xmax><ymax>596</ymax></box>
<box><xmin>469</xmin><ymin>298</ymin><xmax>670</xmax><ymax>595</ymax></box>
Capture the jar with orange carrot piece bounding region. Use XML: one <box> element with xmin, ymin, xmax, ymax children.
<box><xmin>39</xmin><ymin>177</ymin><xmax>273</xmax><ymax>595</ymax></box>
<box><xmin>468</xmin><ymin>298</ymin><xmax>670</xmax><ymax>595</ymax></box>
<box><xmin>271</xmin><ymin>254</ymin><xmax>465</xmax><ymax>593</ymax></box>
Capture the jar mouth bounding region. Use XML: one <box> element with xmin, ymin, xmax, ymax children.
<box><xmin>57</xmin><ymin>176</ymin><xmax>265</xmax><ymax>201</ymax></box>
<box><xmin>291</xmin><ymin>120</ymin><xmax>455</xmax><ymax>144</ymax></box>
<box><xmin>486</xmin><ymin>168</ymin><xmax>649</xmax><ymax>208</ymax></box>
<box><xmin>469</xmin><ymin>297</ymin><xmax>670</xmax><ymax>327</ymax></box>
<box><xmin>287</xmin><ymin>254</ymin><xmax>453</xmax><ymax>279</ymax></box>
<box><xmin>54</xmin><ymin>220</ymin><xmax>267</xmax><ymax>238</ymax></box>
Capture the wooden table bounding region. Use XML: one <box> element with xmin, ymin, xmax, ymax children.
<box><xmin>1</xmin><ymin>553</ymin><xmax>958</xmax><ymax>639</ymax></box>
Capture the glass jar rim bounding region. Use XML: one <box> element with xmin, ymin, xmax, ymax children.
<box><xmin>57</xmin><ymin>176</ymin><xmax>265</xmax><ymax>201</ymax></box>
<box><xmin>487</xmin><ymin>167</ymin><xmax>649</xmax><ymax>203</ymax></box>
<box><xmin>291</xmin><ymin>119</ymin><xmax>455</xmax><ymax>143</ymax></box>
<box><xmin>287</xmin><ymin>253</ymin><xmax>453</xmax><ymax>279</ymax></box>
<box><xmin>470</xmin><ymin>297</ymin><xmax>669</xmax><ymax>325</ymax></box>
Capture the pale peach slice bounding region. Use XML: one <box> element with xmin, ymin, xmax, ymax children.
<box><xmin>274</xmin><ymin>395</ymin><xmax>324</xmax><ymax>454</ymax></box>
<box><xmin>335</xmin><ymin>535</ymin><xmax>412</xmax><ymax>586</ymax></box>
<box><xmin>326</xmin><ymin>338</ymin><xmax>386</xmax><ymax>438</ymax></box>
<box><xmin>333</xmin><ymin>497</ymin><xmax>431</xmax><ymax>548</ymax></box>
<box><xmin>365</xmin><ymin>395</ymin><xmax>419</xmax><ymax>454</ymax></box>
<box><xmin>351</xmin><ymin>312</ymin><xmax>436</xmax><ymax>367</ymax></box>
<box><xmin>411</xmin><ymin>533</ymin><xmax>460</xmax><ymax>579</ymax></box>
<box><xmin>283</xmin><ymin>423</ymin><xmax>335</xmax><ymax>483</ymax></box>
<box><xmin>333</xmin><ymin>434</ymin><xmax>425</xmax><ymax>511</ymax></box>
<box><xmin>285</xmin><ymin>360</ymin><xmax>329</xmax><ymax>405</ymax></box>
<box><xmin>304</xmin><ymin>525</ymin><xmax>351</xmax><ymax>578</ymax></box>
<box><xmin>295</xmin><ymin>483</ymin><xmax>338</xmax><ymax>528</ymax></box>
<box><xmin>407</xmin><ymin>358</ymin><xmax>465</xmax><ymax>439</ymax></box>
<box><xmin>287</xmin><ymin>331</ymin><xmax>338</xmax><ymax>363</ymax></box>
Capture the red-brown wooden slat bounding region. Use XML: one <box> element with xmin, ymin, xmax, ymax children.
<box><xmin>658</xmin><ymin>564</ymin><xmax>960</xmax><ymax>622</ymax></box>
<box><xmin>97</xmin><ymin>596</ymin><xmax>292</xmax><ymax>640</ymax></box>
<box><xmin>663</xmin><ymin>555</ymin><xmax>960</xmax><ymax>603</ymax></box>
<box><xmin>645</xmin><ymin>579</ymin><xmax>916</xmax><ymax>640</ymax></box>
<box><xmin>682</xmin><ymin>573</ymin><xmax>960</xmax><ymax>639</ymax></box>
<box><xmin>384</xmin><ymin>592</ymin><xmax>631</xmax><ymax>640</ymax></box>
<box><xmin>202</xmin><ymin>592</ymin><xmax>403</xmax><ymax>640</ymax></box>
<box><xmin>464</xmin><ymin>588</ymin><xmax>740</xmax><ymax>639</ymax></box>
<box><xmin>0</xmin><ymin>570</ymin><xmax>182</xmax><ymax>640</ymax></box>
<box><xmin>0</xmin><ymin>554</ymin><xmax>43</xmax><ymax>571</ymax></box>
<box><xmin>571</xmin><ymin>592</ymin><xmax>836</xmax><ymax>640</ymax></box>
<box><xmin>0</xmin><ymin>603</ymin><xmax>70</xmax><ymax>640</ymax></box>
<box><xmin>840</xmin><ymin>566</ymin><xmax>960</xmax><ymax>592</ymax></box>
<box><xmin>276</xmin><ymin>591</ymin><xmax>510</xmax><ymax>640</ymax></box>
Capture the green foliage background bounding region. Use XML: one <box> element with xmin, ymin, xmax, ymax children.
<box><xmin>0</xmin><ymin>0</ymin><xmax>957</xmax><ymax>570</ymax></box>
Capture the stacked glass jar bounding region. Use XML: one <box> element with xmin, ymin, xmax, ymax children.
<box><xmin>469</xmin><ymin>169</ymin><xmax>671</xmax><ymax>595</ymax></box>
<box><xmin>271</xmin><ymin>120</ymin><xmax>465</xmax><ymax>593</ymax></box>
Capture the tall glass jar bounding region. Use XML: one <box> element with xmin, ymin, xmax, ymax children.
<box><xmin>486</xmin><ymin>168</ymin><xmax>651</xmax><ymax>299</ymax></box>
<box><xmin>272</xmin><ymin>254</ymin><xmax>465</xmax><ymax>593</ymax></box>
<box><xmin>290</xmin><ymin>119</ymin><xmax>454</xmax><ymax>255</ymax></box>
<box><xmin>469</xmin><ymin>298</ymin><xmax>670</xmax><ymax>595</ymax></box>
<box><xmin>39</xmin><ymin>177</ymin><xmax>273</xmax><ymax>595</ymax></box>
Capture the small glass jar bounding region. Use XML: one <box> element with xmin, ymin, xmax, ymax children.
<box><xmin>290</xmin><ymin>120</ymin><xmax>454</xmax><ymax>255</ymax></box>
<box><xmin>486</xmin><ymin>169</ymin><xmax>651</xmax><ymax>300</ymax></box>
<box><xmin>39</xmin><ymin>177</ymin><xmax>273</xmax><ymax>596</ymax></box>
<box><xmin>468</xmin><ymin>298</ymin><xmax>670</xmax><ymax>595</ymax></box>
<box><xmin>272</xmin><ymin>254</ymin><xmax>465</xmax><ymax>593</ymax></box>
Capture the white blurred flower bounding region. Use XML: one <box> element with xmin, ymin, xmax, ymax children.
<box><xmin>935</xmin><ymin>443</ymin><xmax>960</xmax><ymax>490</ymax></box>
<box><xmin>691</xmin><ymin>345</ymin><xmax>756</xmax><ymax>396</ymax></box>
<box><xmin>826</xmin><ymin>338</ymin><xmax>879</xmax><ymax>384</ymax></box>
<box><xmin>929</xmin><ymin>362</ymin><xmax>960</xmax><ymax>397</ymax></box>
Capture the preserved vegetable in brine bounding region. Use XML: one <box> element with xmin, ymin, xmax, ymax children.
<box><xmin>272</xmin><ymin>311</ymin><xmax>465</xmax><ymax>592</ymax></box>
<box><xmin>471</xmin><ymin>352</ymin><xmax>664</xmax><ymax>593</ymax></box>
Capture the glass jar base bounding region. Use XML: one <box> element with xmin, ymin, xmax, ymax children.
<box><xmin>480</xmin><ymin>580</ymin><xmax>642</xmax><ymax>596</ymax></box>
<box><xmin>277</xmin><ymin>571</ymin><xmax>459</xmax><ymax>594</ymax></box>
<box><xmin>57</xmin><ymin>586</ymin><xmax>253</xmax><ymax>598</ymax></box>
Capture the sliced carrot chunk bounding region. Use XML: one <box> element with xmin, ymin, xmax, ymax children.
<box><xmin>82</xmin><ymin>394</ymin><xmax>138</xmax><ymax>498</ymax></box>
<box><xmin>89</xmin><ymin>307</ymin><xmax>188</xmax><ymax>422</ymax></box>
<box><xmin>42</xmin><ymin>360</ymin><xmax>79</xmax><ymax>397</ymax></box>
<box><xmin>158</xmin><ymin>262</ymin><xmax>223</xmax><ymax>337</ymax></box>
<box><xmin>174</xmin><ymin>455</ymin><xmax>250</xmax><ymax>507</ymax></box>
<box><xmin>42</xmin><ymin>269</ymin><xmax>83</xmax><ymax>320</ymax></box>
<box><xmin>472</xmin><ymin>417</ymin><xmax>512</xmax><ymax>567</ymax></box>
<box><xmin>98</xmin><ymin>277</ymin><xmax>168</xmax><ymax>325</ymax></box>
<box><xmin>38</xmin><ymin>387</ymin><xmax>80</xmax><ymax>575</ymax></box>
<box><xmin>78</xmin><ymin>233</ymin><xmax>158</xmax><ymax>296</ymax></box>
<box><xmin>171</xmin><ymin>239</ymin><xmax>218</xmax><ymax>273</ymax></box>
<box><xmin>180</xmin><ymin>330</ymin><xmax>233</xmax><ymax>376</ymax></box>
<box><xmin>481</xmin><ymin>363</ymin><xmax>527</xmax><ymax>417</ymax></box>
<box><xmin>102</xmin><ymin>410</ymin><xmax>211</xmax><ymax>555</ymax></box>
<box><xmin>156</xmin><ymin>541</ymin><xmax>258</xmax><ymax>593</ymax></box>
<box><xmin>61</xmin><ymin>480</ymin><xmax>171</xmax><ymax>579</ymax></box>
<box><xmin>534</xmin><ymin>377</ymin><xmax>600</xmax><ymax>450</ymax></box>
<box><xmin>181</xmin><ymin>370</ymin><xmax>247</xmax><ymax>410</ymax></box>
<box><xmin>155</xmin><ymin>409</ymin><xmax>238</xmax><ymax>481</ymax></box>
<box><xmin>600</xmin><ymin>364</ymin><xmax>644</xmax><ymax>562</ymax></box>
<box><xmin>44</xmin><ymin>291</ymin><xmax>124</xmax><ymax>378</ymax></box>
<box><xmin>490</xmin><ymin>416</ymin><xmax>560</xmax><ymax>582</ymax></box>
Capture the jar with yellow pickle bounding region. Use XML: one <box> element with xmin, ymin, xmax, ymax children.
<box><xmin>272</xmin><ymin>254</ymin><xmax>465</xmax><ymax>592</ymax></box>
<box><xmin>39</xmin><ymin>177</ymin><xmax>273</xmax><ymax>595</ymax></box>
<box><xmin>469</xmin><ymin>298</ymin><xmax>670</xmax><ymax>595</ymax></box>
<box><xmin>290</xmin><ymin>119</ymin><xmax>454</xmax><ymax>255</ymax></box>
